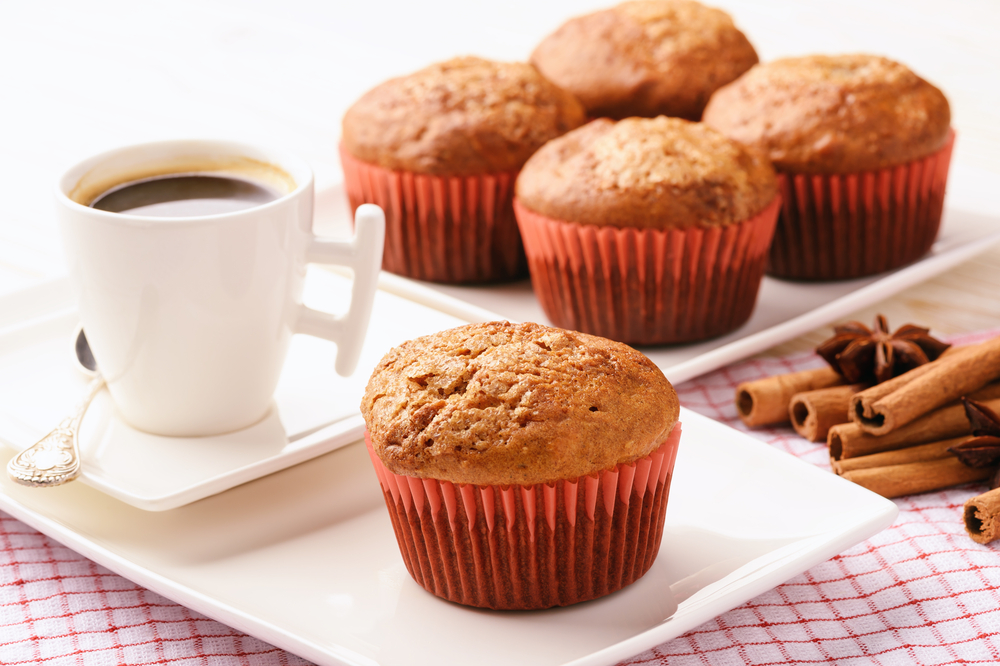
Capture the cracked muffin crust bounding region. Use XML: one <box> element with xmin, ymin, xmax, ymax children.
<box><xmin>515</xmin><ymin>116</ymin><xmax>778</xmax><ymax>228</ymax></box>
<box><xmin>361</xmin><ymin>321</ymin><xmax>678</xmax><ymax>486</ymax></box>
<box><xmin>702</xmin><ymin>54</ymin><xmax>951</xmax><ymax>174</ymax></box>
<box><xmin>530</xmin><ymin>0</ymin><xmax>758</xmax><ymax>121</ymax></box>
<box><xmin>341</xmin><ymin>56</ymin><xmax>587</xmax><ymax>176</ymax></box>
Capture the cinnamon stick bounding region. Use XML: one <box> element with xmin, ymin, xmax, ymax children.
<box><xmin>849</xmin><ymin>344</ymin><xmax>968</xmax><ymax>423</ymax></box>
<box><xmin>789</xmin><ymin>384</ymin><xmax>868</xmax><ymax>442</ymax></box>
<box><xmin>830</xmin><ymin>389</ymin><xmax>1000</xmax><ymax>460</ymax></box>
<box><xmin>852</xmin><ymin>338</ymin><xmax>1000</xmax><ymax>435</ymax></box>
<box><xmin>832</xmin><ymin>436</ymin><xmax>969</xmax><ymax>474</ymax></box>
<box><xmin>840</xmin><ymin>458</ymin><xmax>992</xmax><ymax>499</ymax></box>
<box><xmin>964</xmin><ymin>488</ymin><xmax>1000</xmax><ymax>544</ymax></box>
<box><xmin>736</xmin><ymin>367</ymin><xmax>843</xmax><ymax>428</ymax></box>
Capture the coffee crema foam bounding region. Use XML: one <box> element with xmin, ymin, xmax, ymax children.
<box><xmin>69</xmin><ymin>155</ymin><xmax>297</xmax><ymax>207</ymax></box>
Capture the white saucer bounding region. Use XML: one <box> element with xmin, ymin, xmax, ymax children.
<box><xmin>0</xmin><ymin>268</ymin><xmax>470</xmax><ymax>511</ymax></box>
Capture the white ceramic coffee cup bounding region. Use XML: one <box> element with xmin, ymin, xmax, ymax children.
<box><xmin>56</xmin><ymin>139</ymin><xmax>385</xmax><ymax>437</ymax></box>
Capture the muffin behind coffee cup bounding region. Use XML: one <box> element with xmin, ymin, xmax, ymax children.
<box><xmin>514</xmin><ymin>116</ymin><xmax>780</xmax><ymax>345</ymax></box>
<box><xmin>703</xmin><ymin>54</ymin><xmax>954</xmax><ymax>280</ymax></box>
<box><xmin>361</xmin><ymin>321</ymin><xmax>681</xmax><ymax>610</ymax></box>
<box><xmin>340</xmin><ymin>57</ymin><xmax>586</xmax><ymax>284</ymax></box>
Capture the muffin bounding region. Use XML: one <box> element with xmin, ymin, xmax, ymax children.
<box><xmin>703</xmin><ymin>54</ymin><xmax>954</xmax><ymax>280</ymax></box>
<box><xmin>530</xmin><ymin>0</ymin><xmax>758</xmax><ymax>121</ymax></box>
<box><xmin>514</xmin><ymin>116</ymin><xmax>780</xmax><ymax>345</ymax></box>
<box><xmin>340</xmin><ymin>56</ymin><xmax>587</xmax><ymax>283</ymax></box>
<box><xmin>361</xmin><ymin>321</ymin><xmax>682</xmax><ymax>610</ymax></box>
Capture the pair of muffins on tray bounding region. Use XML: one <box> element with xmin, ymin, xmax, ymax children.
<box><xmin>341</xmin><ymin>0</ymin><xmax>954</xmax><ymax>347</ymax></box>
<box><xmin>349</xmin><ymin>0</ymin><xmax>954</xmax><ymax>611</ymax></box>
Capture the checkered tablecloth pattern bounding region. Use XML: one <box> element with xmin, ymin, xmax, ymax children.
<box><xmin>3</xmin><ymin>330</ymin><xmax>1000</xmax><ymax>665</ymax></box>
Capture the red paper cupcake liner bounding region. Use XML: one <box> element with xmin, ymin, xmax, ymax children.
<box><xmin>339</xmin><ymin>146</ymin><xmax>528</xmax><ymax>283</ymax></box>
<box><xmin>768</xmin><ymin>130</ymin><xmax>955</xmax><ymax>280</ymax></box>
<box><xmin>514</xmin><ymin>196</ymin><xmax>781</xmax><ymax>345</ymax></box>
<box><xmin>365</xmin><ymin>424</ymin><xmax>682</xmax><ymax>610</ymax></box>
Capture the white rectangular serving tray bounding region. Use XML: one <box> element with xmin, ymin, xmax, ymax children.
<box><xmin>0</xmin><ymin>259</ymin><xmax>898</xmax><ymax>665</ymax></box>
<box><xmin>312</xmin><ymin>181</ymin><xmax>1000</xmax><ymax>384</ymax></box>
<box><xmin>0</xmin><ymin>407</ymin><xmax>897</xmax><ymax>666</ymax></box>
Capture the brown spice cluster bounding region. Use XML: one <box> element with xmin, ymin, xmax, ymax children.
<box><xmin>817</xmin><ymin>315</ymin><xmax>950</xmax><ymax>384</ymax></box>
<box><xmin>739</xmin><ymin>321</ymin><xmax>1000</xmax><ymax>547</ymax></box>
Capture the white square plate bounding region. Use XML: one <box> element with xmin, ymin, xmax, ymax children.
<box><xmin>0</xmin><ymin>408</ymin><xmax>897</xmax><ymax>666</ymax></box>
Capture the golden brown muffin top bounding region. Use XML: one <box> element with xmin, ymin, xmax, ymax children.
<box><xmin>530</xmin><ymin>0</ymin><xmax>758</xmax><ymax>121</ymax></box>
<box><xmin>361</xmin><ymin>321</ymin><xmax>678</xmax><ymax>486</ymax></box>
<box><xmin>702</xmin><ymin>54</ymin><xmax>952</xmax><ymax>174</ymax></box>
<box><xmin>515</xmin><ymin>117</ymin><xmax>777</xmax><ymax>228</ymax></box>
<box><xmin>341</xmin><ymin>56</ymin><xmax>587</xmax><ymax>176</ymax></box>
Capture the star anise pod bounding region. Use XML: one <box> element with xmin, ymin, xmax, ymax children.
<box><xmin>815</xmin><ymin>314</ymin><xmax>951</xmax><ymax>384</ymax></box>
<box><xmin>949</xmin><ymin>398</ymin><xmax>1000</xmax><ymax>488</ymax></box>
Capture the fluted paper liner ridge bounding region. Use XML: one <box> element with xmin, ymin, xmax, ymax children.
<box><xmin>340</xmin><ymin>145</ymin><xmax>527</xmax><ymax>283</ymax></box>
<box><xmin>515</xmin><ymin>196</ymin><xmax>781</xmax><ymax>345</ymax></box>
<box><xmin>365</xmin><ymin>424</ymin><xmax>681</xmax><ymax>610</ymax></box>
<box><xmin>769</xmin><ymin>130</ymin><xmax>955</xmax><ymax>280</ymax></box>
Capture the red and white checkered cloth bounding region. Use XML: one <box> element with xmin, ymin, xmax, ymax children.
<box><xmin>4</xmin><ymin>330</ymin><xmax>1000</xmax><ymax>666</ymax></box>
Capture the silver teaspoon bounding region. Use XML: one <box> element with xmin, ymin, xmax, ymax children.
<box><xmin>7</xmin><ymin>325</ymin><xmax>103</xmax><ymax>487</ymax></box>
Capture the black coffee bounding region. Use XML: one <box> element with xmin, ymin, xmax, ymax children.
<box><xmin>91</xmin><ymin>174</ymin><xmax>280</xmax><ymax>217</ymax></box>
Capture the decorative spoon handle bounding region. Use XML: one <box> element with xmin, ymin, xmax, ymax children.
<box><xmin>6</xmin><ymin>377</ymin><xmax>104</xmax><ymax>487</ymax></box>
